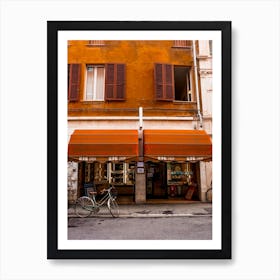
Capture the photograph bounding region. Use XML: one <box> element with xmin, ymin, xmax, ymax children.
<box><xmin>47</xmin><ymin>21</ymin><xmax>231</xmax><ymax>259</ymax></box>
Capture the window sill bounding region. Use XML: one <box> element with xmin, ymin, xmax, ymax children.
<box><xmin>173</xmin><ymin>100</ymin><xmax>196</xmax><ymax>104</ymax></box>
<box><xmin>81</xmin><ymin>100</ymin><xmax>105</xmax><ymax>104</ymax></box>
<box><xmin>86</xmin><ymin>44</ymin><xmax>106</xmax><ymax>47</ymax></box>
<box><xmin>171</xmin><ymin>46</ymin><xmax>192</xmax><ymax>50</ymax></box>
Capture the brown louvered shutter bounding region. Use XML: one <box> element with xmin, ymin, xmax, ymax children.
<box><xmin>154</xmin><ymin>63</ymin><xmax>174</xmax><ymax>101</ymax></box>
<box><xmin>68</xmin><ymin>64</ymin><xmax>81</xmax><ymax>102</ymax></box>
<box><xmin>105</xmin><ymin>64</ymin><xmax>125</xmax><ymax>100</ymax></box>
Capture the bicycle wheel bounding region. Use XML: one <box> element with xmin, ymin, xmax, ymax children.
<box><xmin>108</xmin><ymin>198</ymin><xmax>119</xmax><ymax>218</ymax></box>
<box><xmin>75</xmin><ymin>196</ymin><xmax>94</xmax><ymax>218</ymax></box>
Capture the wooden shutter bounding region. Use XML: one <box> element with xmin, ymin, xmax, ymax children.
<box><xmin>154</xmin><ymin>63</ymin><xmax>174</xmax><ymax>101</ymax></box>
<box><xmin>105</xmin><ymin>64</ymin><xmax>125</xmax><ymax>101</ymax></box>
<box><xmin>68</xmin><ymin>64</ymin><xmax>81</xmax><ymax>102</ymax></box>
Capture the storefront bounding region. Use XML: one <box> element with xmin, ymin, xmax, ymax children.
<box><xmin>145</xmin><ymin>161</ymin><xmax>200</xmax><ymax>200</ymax></box>
<box><xmin>143</xmin><ymin>129</ymin><xmax>212</xmax><ymax>201</ymax></box>
<box><xmin>68</xmin><ymin>130</ymin><xmax>138</xmax><ymax>203</ymax></box>
<box><xmin>68</xmin><ymin>129</ymin><xmax>212</xmax><ymax>203</ymax></box>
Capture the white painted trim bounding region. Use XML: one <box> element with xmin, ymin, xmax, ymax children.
<box><xmin>68</xmin><ymin>116</ymin><xmax>194</xmax><ymax>121</ymax></box>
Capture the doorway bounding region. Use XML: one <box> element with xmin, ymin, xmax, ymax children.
<box><xmin>146</xmin><ymin>162</ymin><xmax>167</xmax><ymax>199</ymax></box>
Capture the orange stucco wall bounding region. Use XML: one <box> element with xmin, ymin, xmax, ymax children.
<box><xmin>68</xmin><ymin>40</ymin><xmax>198</xmax><ymax>117</ymax></box>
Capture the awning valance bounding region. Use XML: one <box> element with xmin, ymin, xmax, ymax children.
<box><xmin>144</xmin><ymin>130</ymin><xmax>212</xmax><ymax>160</ymax></box>
<box><xmin>68</xmin><ymin>130</ymin><xmax>139</xmax><ymax>159</ymax></box>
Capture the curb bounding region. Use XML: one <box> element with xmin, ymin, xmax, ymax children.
<box><xmin>68</xmin><ymin>213</ymin><xmax>212</xmax><ymax>218</ymax></box>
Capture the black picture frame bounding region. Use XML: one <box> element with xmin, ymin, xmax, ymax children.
<box><xmin>47</xmin><ymin>21</ymin><xmax>231</xmax><ymax>259</ymax></box>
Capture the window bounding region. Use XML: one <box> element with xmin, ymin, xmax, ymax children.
<box><xmin>154</xmin><ymin>63</ymin><xmax>193</xmax><ymax>102</ymax></box>
<box><xmin>173</xmin><ymin>40</ymin><xmax>190</xmax><ymax>48</ymax></box>
<box><xmin>88</xmin><ymin>40</ymin><xmax>105</xmax><ymax>46</ymax></box>
<box><xmin>85</xmin><ymin>65</ymin><xmax>105</xmax><ymax>101</ymax></box>
<box><xmin>209</xmin><ymin>40</ymin><xmax>212</xmax><ymax>56</ymax></box>
<box><xmin>68</xmin><ymin>63</ymin><xmax>126</xmax><ymax>102</ymax></box>
<box><xmin>174</xmin><ymin>66</ymin><xmax>192</xmax><ymax>101</ymax></box>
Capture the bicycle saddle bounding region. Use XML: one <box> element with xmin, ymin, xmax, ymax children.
<box><xmin>88</xmin><ymin>191</ymin><xmax>97</xmax><ymax>195</ymax></box>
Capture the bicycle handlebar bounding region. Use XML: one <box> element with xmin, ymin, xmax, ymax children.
<box><xmin>100</xmin><ymin>186</ymin><xmax>114</xmax><ymax>195</ymax></box>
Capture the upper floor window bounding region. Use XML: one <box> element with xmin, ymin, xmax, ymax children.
<box><xmin>174</xmin><ymin>66</ymin><xmax>192</xmax><ymax>101</ymax></box>
<box><xmin>88</xmin><ymin>40</ymin><xmax>105</xmax><ymax>46</ymax></box>
<box><xmin>209</xmin><ymin>40</ymin><xmax>212</xmax><ymax>56</ymax></box>
<box><xmin>154</xmin><ymin>63</ymin><xmax>193</xmax><ymax>102</ymax></box>
<box><xmin>173</xmin><ymin>40</ymin><xmax>191</xmax><ymax>48</ymax></box>
<box><xmin>85</xmin><ymin>65</ymin><xmax>105</xmax><ymax>101</ymax></box>
<box><xmin>68</xmin><ymin>63</ymin><xmax>125</xmax><ymax>102</ymax></box>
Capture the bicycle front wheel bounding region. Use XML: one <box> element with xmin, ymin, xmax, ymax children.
<box><xmin>75</xmin><ymin>196</ymin><xmax>94</xmax><ymax>218</ymax></box>
<box><xmin>108</xmin><ymin>198</ymin><xmax>119</xmax><ymax>218</ymax></box>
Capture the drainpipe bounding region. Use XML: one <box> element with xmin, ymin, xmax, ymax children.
<box><xmin>192</xmin><ymin>40</ymin><xmax>203</xmax><ymax>129</ymax></box>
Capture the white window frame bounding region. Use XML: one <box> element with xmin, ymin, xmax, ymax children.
<box><xmin>84</xmin><ymin>65</ymin><xmax>105</xmax><ymax>101</ymax></box>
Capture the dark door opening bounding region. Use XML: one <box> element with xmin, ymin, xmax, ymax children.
<box><xmin>146</xmin><ymin>162</ymin><xmax>167</xmax><ymax>199</ymax></box>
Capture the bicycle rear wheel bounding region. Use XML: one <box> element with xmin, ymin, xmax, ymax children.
<box><xmin>108</xmin><ymin>198</ymin><xmax>119</xmax><ymax>218</ymax></box>
<box><xmin>75</xmin><ymin>196</ymin><xmax>94</xmax><ymax>218</ymax></box>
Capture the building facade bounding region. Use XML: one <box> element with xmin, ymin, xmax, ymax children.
<box><xmin>67</xmin><ymin>40</ymin><xmax>212</xmax><ymax>204</ymax></box>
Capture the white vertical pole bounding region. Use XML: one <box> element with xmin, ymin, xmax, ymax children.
<box><xmin>139</xmin><ymin>107</ymin><xmax>143</xmax><ymax>129</ymax></box>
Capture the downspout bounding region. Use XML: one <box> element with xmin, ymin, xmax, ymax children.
<box><xmin>192</xmin><ymin>40</ymin><xmax>203</xmax><ymax>129</ymax></box>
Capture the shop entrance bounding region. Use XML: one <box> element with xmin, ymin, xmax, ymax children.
<box><xmin>146</xmin><ymin>162</ymin><xmax>168</xmax><ymax>199</ymax></box>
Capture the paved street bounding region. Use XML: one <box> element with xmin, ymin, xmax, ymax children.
<box><xmin>68</xmin><ymin>216</ymin><xmax>212</xmax><ymax>240</ymax></box>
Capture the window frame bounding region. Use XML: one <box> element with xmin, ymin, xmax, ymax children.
<box><xmin>84</xmin><ymin>64</ymin><xmax>105</xmax><ymax>102</ymax></box>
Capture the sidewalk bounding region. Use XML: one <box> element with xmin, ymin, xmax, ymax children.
<box><xmin>68</xmin><ymin>202</ymin><xmax>212</xmax><ymax>218</ymax></box>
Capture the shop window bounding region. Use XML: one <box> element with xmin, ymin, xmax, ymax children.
<box><xmin>167</xmin><ymin>162</ymin><xmax>199</xmax><ymax>200</ymax></box>
<box><xmin>154</xmin><ymin>63</ymin><xmax>193</xmax><ymax>102</ymax></box>
<box><xmin>108</xmin><ymin>162</ymin><xmax>135</xmax><ymax>185</ymax></box>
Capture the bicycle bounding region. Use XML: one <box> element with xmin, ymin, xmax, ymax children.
<box><xmin>75</xmin><ymin>186</ymin><xmax>120</xmax><ymax>218</ymax></box>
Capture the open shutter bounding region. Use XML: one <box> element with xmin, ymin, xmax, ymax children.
<box><xmin>105</xmin><ymin>64</ymin><xmax>125</xmax><ymax>101</ymax></box>
<box><xmin>154</xmin><ymin>63</ymin><xmax>174</xmax><ymax>101</ymax></box>
<box><xmin>68</xmin><ymin>64</ymin><xmax>81</xmax><ymax>102</ymax></box>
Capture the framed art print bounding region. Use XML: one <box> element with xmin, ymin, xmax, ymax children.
<box><xmin>47</xmin><ymin>21</ymin><xmax>231</xmax><ymax>259</ymax></box>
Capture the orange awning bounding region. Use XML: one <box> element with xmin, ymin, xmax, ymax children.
<box><xmin>144</xmin><ymin>130</ymin><xmax>212</xmax><ymax>160</ymax></box>
<box><xmin>68</xmin><ymin>130</ymin><xmax>139</xmax><ymax>159</ymax></box>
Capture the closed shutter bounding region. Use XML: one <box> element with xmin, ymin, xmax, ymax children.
<box><xmin>154</xmin><ymin>63</ymin><xmax>174</xmax><ymax>101</ymax></box>
<box><xmin>105</xmin><ymin>64</ymin><xmax>125</xmax><ymax>101</ymax></box>
<box><xmin>68</xmin><ymin>64</ymin><xmax>81</xmax><ymax>102</ymax></box>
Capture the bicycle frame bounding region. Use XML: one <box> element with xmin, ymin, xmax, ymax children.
<box><xmin>90</xmin><ymin>186</ymin><xmax>116</xmax><ymax>208</ymax></box>
<box><xmin>91</xmin><ymin>191</ymin><xmax>110</xmax><ymax>208</ymax></box>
